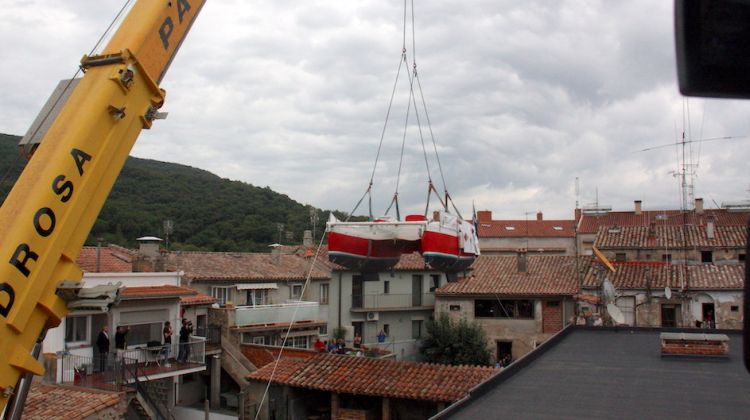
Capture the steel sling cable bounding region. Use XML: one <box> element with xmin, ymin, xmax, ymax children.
<box><xmin>4</xmin><ymin>0</ymin><xmax>135</xmax><ymax>196</ymax></box>
<box><xmin>254</xmin><ymin>233</ymin><xmax>328</xmax><ymax>420</ymax></box>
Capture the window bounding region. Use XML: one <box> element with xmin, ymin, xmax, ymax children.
<box><xmin>320</xmin><ymin>283</ymin><xmax>329</xmax><ymax>304</ymax></box>
<box><xmin>211</xmin><ymin>286</ymin><xmax>233</xmax><ymax>306</ymax></box>
<box><xmin>449</xmin><ymin>304</ymin><xmax>461</xmax><ymax>311</ymax></box>
<box><xmin>383</xmin><ymin>324</ymin><xmax>390</xmax><ymax>335</ymax></box>
<box><xmin>288</xmin><ymin>336</ymin><xmax>309</xmax><ymax>349</ymax></box>
<box><xmin>662</xmin><ymin>254</ymin><xmax>672</xmax><ymax>263</ymax></box>
<box><xmin>412</xmin><ymin>320</ymin><xmax>423</xmax><ymax>339</ymax></box>
<box><xmin>474</xmin><ymin>299</ymin><xmax>535</xmax><ymax>319</ymax></box>
<box><xmin>290</xmin><ymin>284</ymin><xmax>303</xmax><ymax>301</ymax></box>
<box><xmin>701</xmin><ymin>251</ymin><xmax>713</xmax><ymax>263</ymax></box>
<box><xmin>319</xmin><ymin>325</ymin><xmax>328</xmax><ymax>335</ymax></box>
<box><xmin>126</xmin><ymin>322</ymin><xmax>163</xmax><ymax>347</ymax></box>
<box><xmin>65</xmin><ymin>316</ymin><xmax>88</xmax><ymax>344</ymax></box>
<box><xmin>615</xmin><ymin>253</ymin><xmax>626</xmax><ymax>262</ymax></box>
<box><xmin>739</xmin><ymin>254</ymin><xmax>746</xmax><ymax>262</ymax></box>
<box><xmin>731</xmin><ymin>306</ymin><xmax>739</xmax><ymax>312</ymax></box>
<box><xmin>246</xmin><ymin>289</ymin><xmax>269</xmax><ymax>306</ymax></box>
<box><xmin>384</xmin><ymin>280</ymin><xmax>390</xmax><ymax>294</ymax></box>
<box><xmin>430</xmin><ymin>274</ymin><xmax>440</xmax><ymax>292</ymax></box>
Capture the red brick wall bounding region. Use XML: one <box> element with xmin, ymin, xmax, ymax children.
<box><xmin>542</xmin><ymin>301</ymin><xmax>563</xmax><ymax>333</ymax></box>
<box><xmin>661</xmin><ymin>340</ymin><xmax>729</xmax><ymax>356</ymax></box>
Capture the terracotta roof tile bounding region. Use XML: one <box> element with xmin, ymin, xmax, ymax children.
<box><xmin>241</xmin><ymin>344</ymin><xmax>317</xmax><ymax>368</ymax></box>
<box><xmin>121</xmin><ymin>285</ymin><xmax>197</xmax><ymax>299</ymax></box>
<box><xmin>594</xmin><ymin>225</ymin><xmax>747</xmax><ymax>249</ymax></box>
<box><xmin>436</xmin><ymin>255</ymin><xmax>587</xmax><ymax>296</ymax></box>
<box><xmin>167</xmin><ymin>251</ymin><xmax>330</xmax><ymax>282</ymax></box>
<box><xmin>24</xmin><ymin>382</ymin><xmax>123</xmax><ymax>420</ymax></box>
<box><xmin>180</xmin><ymin>292</ymin><xmax>216</xmax><ymax>306</ymax></box>
<box><xmin>584</xmin><ymin>263</ymin><xmax>744</xmax><ymax>290</ymax></box>
<box><xmin>76</xmin><ymin>245</ymin><xmax>134</xmax><ymax>273</ymax></box>
<box><xmin>478</xmin><ymin>220</ymin><xmax>576</xmax><ymax>238</ymax></box>
<box><xmin>578</xmin><ymin>209</ymin><xmax>750</xmax><ymax>234</ymax></box>
<box><xmin>247</xmin><ymin>353</ymin><xmax>496</xmax><ymax>402</ymax></box>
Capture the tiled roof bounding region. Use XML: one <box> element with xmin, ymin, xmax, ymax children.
<box><xmin>478</xmin><ymin>220</ymin><xmax>576</xmax><ymax>238</ymax></box>
<box><xmin>24</xmin><ymin>382</ymin><xmax>123</xmax><ymax>420</ymax></box>
<box><xmin>180</xmin><ymin>292</ymin><xmax>216</xmax><ymax>306</ymax></box>
<box><xmin>76</xmin><ymin>245</ymin><xmax>134</xmax><ymax>273</ymax></box>
<box><xmin>583</xmin><ymin>263</ymin><xmax>744</xmax><ymax>290</ymax></box>
<box><xmin>240</xmin><ymin>344</ymin><xmax>317</xmax><ymax>369</ymax></box>
<box><xmin>120</xmin><ymin>285</ymin><xmax>197</xmax><ymax>299</ymax></box>
<box><xmin>166</xmin><ymin>250</ymin><xmax>331</xmax><ymax>282</ymax></box>
<box><xmin>247</xmin><ymin>353</ymin><xmax>496</xmax><ymax>402</ymax></box>
<box><xmin>436</xmin><ymin>255</ymin><xmax>587</xmax><ymax>296</ymax></box>
<box><xmin>578</xmin><ymin>209</ymin><xmax>750</xmax><ymax>234</ymax></box>
<box><xmin>594</xmin><ymin>225</ymin><xmax>747</xmax><ymax>249</ymax></box>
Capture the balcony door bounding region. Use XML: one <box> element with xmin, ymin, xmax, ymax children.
<box><xmin>352</xmin><ymin>275</ymin><xmax>363</xmax><ymax>309</ymax></box>
<box><xmin>412</xmin><ymin>275</ymin><xmax>423</xmax><ymax>306</ymax></box>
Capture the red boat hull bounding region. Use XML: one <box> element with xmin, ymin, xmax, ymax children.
<box><xmin>421</xmin><ymin>230</ymin><xmax>476</xmax><ymax>272</ymax></box>
<box><xmin>328</xmin><ymin>231</ymin><xmax>409</xmax><ymax>272</ymax></box>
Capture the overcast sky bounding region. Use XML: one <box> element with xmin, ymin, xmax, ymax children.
<box><xmin>2</xmin><ymin>0</ymin><xmax>749</xmax><ymax>221</ymax></box>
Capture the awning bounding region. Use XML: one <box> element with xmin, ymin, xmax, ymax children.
<box><xmin>236</xmin><ymin>283</ymin><xmax>278</xmax><ymax>290</ymax></box>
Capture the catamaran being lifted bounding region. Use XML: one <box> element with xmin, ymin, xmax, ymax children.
<box><xmin>325</xmin><ymin>0</ymin><xmax>480</xmax><ymax>273</ymax></box>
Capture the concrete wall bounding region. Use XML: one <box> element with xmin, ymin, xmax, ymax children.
<box><xmin>330</xmin><ymin>269</ymin><xmax>445</xmax><ymax>361</ymax></box>
<box><xmin>480</xmin><ymin>236</ymin><xmax>575</xmax><ymax>256</ymax></box>
<box><xmin>582</xmin><ymin>289</ymin><xmax>743</xmax><ymax>329</ymax></box>
<box><xmin>436</xmin><ymin>296</ymin><xmax>571</xmax><ymax>361</ymax></box>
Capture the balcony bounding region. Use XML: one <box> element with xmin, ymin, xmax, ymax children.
<box><xmin>235</xmin><ymin>301</ymin><xmax>320</xmax><ymax>327</ymax></box>
<box><xmin>351</xmin><ymin>293</ymin><xmax>435</xmax><ymax>311</ymax></box>
<box><xmin>53</xmin><ymin>339</ymin><xmax>206</xmax><ymax>389</ymax></box>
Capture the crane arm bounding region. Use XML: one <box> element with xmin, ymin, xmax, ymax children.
<box><xmin>0</xmin><ymin>0</ymin><xmax>206</xmax><ymax>409</ymax></box>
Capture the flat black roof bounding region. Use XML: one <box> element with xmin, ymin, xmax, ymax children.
<box><xmin>436</xmin><ymin>327</ymin><xmax>750</xmax><ymax>419</ymax></box>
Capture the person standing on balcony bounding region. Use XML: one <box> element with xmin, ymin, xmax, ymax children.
<box><xmin>178</xmin><ymin>319</ymin><xmax>193</xmax><ymax>363</ymax></box>
<box><xmin>96</xmin><ymin>325</ymin><xmax>110</xmax><ymax>372</ymax></box>
<box><xmin>115</xmin><ymin>326</ymin><xmax>129</xmax><ymax>350</ymax></box>
<box><xmin>163</xmin><ymin>321</ymin><xmax>173</xmax><ymax>364</ymax></box>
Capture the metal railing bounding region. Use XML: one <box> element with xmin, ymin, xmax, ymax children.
<box><xmin>351</xmin><ymin>293</ymin><xmax>436</xmax><ymax>309</ymax></box>
<box><xmin>235</xmin><ymin>301</ymin><xmax>319</xmax><ymax>326</ymax></box>
<box><xmin>58</xmin><ymin>353</ymin><xmax>137</xmax><ymax>391</ymax></box>
<box><xmin>117</xmin><ymin>338</ymin><xmax>206</xmax><ymax>366</ymax></box>
<box><xmin>124</xmin><ymin>361</ymin><xmax>172</xmax><ymax>420</ymax></box>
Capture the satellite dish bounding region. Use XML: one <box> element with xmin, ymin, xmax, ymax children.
<box><xmin>665</xmin><ymin>286</ymin><xmax>672</xmax><ymax>300</ymax></box>
<box><xmin>602</xmin><ymin>278</ymin><xmax>617</xmax><ymax>302</ymax></box>
<box><xmin>607</xmin><ymin>303</ymin><xmax>626</xmax><ymax>325</ymax></box>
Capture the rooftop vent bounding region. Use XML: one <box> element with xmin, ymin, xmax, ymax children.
<box><xmin>553</xmin><ymin>226</ymin><xmax>563</xmax><ymax>231</ymax></box>
<box><xmin>660</xmin><ymin>332</ymin><xmax>729</xmax><ymax>358</ymax></box>
<box><xmin>607</xmin><ymin>227</ymin><xmax>621</xmax><ymax>234</ymax></box>
<box><xmin>505</xmin><ymin>226</ymin><xmax>516</xmax><ymax>231</ymax></box>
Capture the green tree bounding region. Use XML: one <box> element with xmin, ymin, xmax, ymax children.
<box><xmin>420</xmin><ymin>312</ymin><xmax>491</xmax><ymax>366</ymax></box>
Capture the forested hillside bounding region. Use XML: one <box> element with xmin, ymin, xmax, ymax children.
<box><xmin>0</xmin><ymin>133</ymin><xmax>356</xmax><ymax>251</ymax></box>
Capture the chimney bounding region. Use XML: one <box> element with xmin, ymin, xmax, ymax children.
<box><xmin>634</xmin><ymin>200</ymin><xmax>642</xmax><ymax>216</ymax></box>
<box><xmin>303</xmin><ymin>230</ymin><xmax>313</xmax><ymax>248</ymax></box>
<box><xmin>706</xmin><ymin>216</ymin><xmax>715</xmax><ymax>239</ymax></box>
<box><xmin>269</xmin><ymin>243</ymin><xmax>282</xmax><ymax>264</ymax></box>
<box><xmin>477</xmin><ymin>210</ymin><xmax>492</xmax><ymax>222</ymax></box>
<box><xmin>695</xmin><ymin>198</ymin><xmax>704</xmax><ymax>214</ymax></box>
<box><xmin>574</xmin><ymin>208</ymin><xmax>582</xmax><ymax>223</ymax></box>
<box><xmin>516</xmin><ymin>249</ymin><xmax>528</xmax><ymax>273</ymax></box>
<box><xmin>137</xmin><ymin>236</ymin><xmax>163</xmax><ymax>259</ymax></box>
<box><xmin>536</xmin><ymin>211</ymin><xmax>543</xmax><ymax>221</ymax></box>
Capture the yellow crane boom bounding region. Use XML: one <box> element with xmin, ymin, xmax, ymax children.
<box><xmin>0</xmin><ymin>0</ymin><xmax>206</xmax><ymax>411</ymax></box>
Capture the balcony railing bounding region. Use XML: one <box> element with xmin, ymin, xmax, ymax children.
<box><xmin>55</xmin><ymin>339</ymin><xmax>206</xmax><ymax>390</ymax></box>
<box><xmin>351</xmin><ymin>293</ymin><xmax>435</xmax><ymax>309</ymax></box>
<box><xmin>235</xmin><ymin>301</ymin><xmax>320</xmax><ymax>327</ymax></box>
